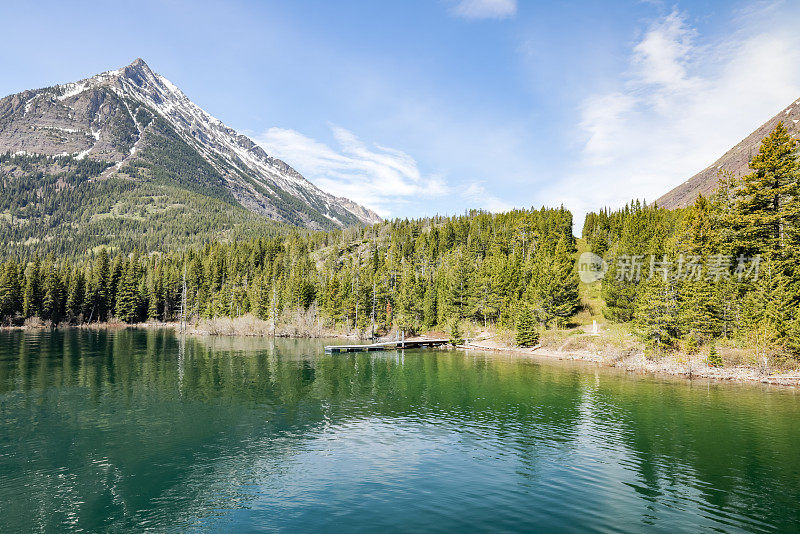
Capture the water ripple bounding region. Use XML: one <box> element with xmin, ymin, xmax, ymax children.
<box><xmin>0</xmin><ymin>330</ymin><xmax>798</xmax><ymax>532</ymax></box>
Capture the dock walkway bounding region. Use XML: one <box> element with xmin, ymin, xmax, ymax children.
<box><xmin>324</xmin><ymin>338</ymin><xmax>449</xmax><ymax>353</ymax></box>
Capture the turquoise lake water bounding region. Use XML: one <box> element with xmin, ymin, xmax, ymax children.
<box><xmin>0</xmin><ymin>329</ymin><xmax>798</xmax><ymax>532</ymax></box>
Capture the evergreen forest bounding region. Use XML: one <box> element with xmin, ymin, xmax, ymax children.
<box><xmin>2</xmin><ymin>123</ymin><xmax>800</xmax><ymax>361</ymax></box>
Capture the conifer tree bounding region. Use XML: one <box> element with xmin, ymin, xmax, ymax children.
<box><xmin>707</xmin><ymin>341</ymin><xmax>723</xmax><ymax>367</ymax></box>
<box><xmin>92</xmin><ymin>249</ymin><xmax>111</xmax><ymax>321</ymax></box>
<box><xmin>785</xmin><ymin>305</ymin><xmax>800</xmax><ymax>356</ymax></box>
<box><xmin>734</xmin><ymin>122</ymin><xmax>800</xmax><ymax>261</ymax></box>
<box><xmin>0</xmin><ymin>262</ymin><xmax>21</xmax><ymax>321</ymax></box>
<box><xmin>41</xmin><ymin>262</ymin><xmax>64</xmax><ymax>323</ymax></box>
<box><xmin>678</xmin><ymin>279</ymin><xmax>719</xmax><ymax>341</ymax></box>
<box><xmin>422</xmin><ymin>284</ymin><xmax>437</xmax><ymax>329</ymax></box>
<box><xmin>528</xmin><ymin>236</ymin><xmax>579</xmax><ymax>326</ymax></box>
<box><xmin>515</xmin><ymin>306</ymin><xmax>539</xmax><ymax>347</ymax></box>
<box><xmin>251</xmin><ymin>273</ymin><xmax>271</xmax><ymax>321</ymax></box>
<box><xmin>634</xmin><ymin>277</ymin><xmax>678</xmax><ymax>348</ymax></box>
<box><xmin>22</xmin><ymin>259</ymin><xmax>42</xmax><ymax>318</ymax></box>
<box><xmin>115</xmin><ymin>259</ymin><xmax>141</xmax><ymax>323</ymax></box>
<box><xmin>740</xmin><ymin>257</ymin><xmax>789</xmax><ymax>346</ymax></box>
<box><xmin>109</xmin><ymin>256</ymin><xmax>125</xmax><ymax>315</ymax></box>
<box><xmin>65</xmin><ymin>267</ymin><xmax>85</xmax><ymax>321</ymax></box>
<box><xmin>448</xmin><ymin>318</ymin><xmax>464</xmax><ymax>346</ymax></box>
<box><xmin>146</xmin><ymin>268</ymin><xmax>159</xmax><ymax>320</ymax></box>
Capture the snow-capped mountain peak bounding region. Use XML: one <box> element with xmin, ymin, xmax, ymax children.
<box><xmin>0</xmin><ymin>58</ymin><xmax>381</xmax><ymax>229</ymax></box>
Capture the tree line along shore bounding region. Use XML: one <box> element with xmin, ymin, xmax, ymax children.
<box><xmin>1</xmin><ymin>123</ymin><xmax>800</xmax><ymax>376</ymax></box>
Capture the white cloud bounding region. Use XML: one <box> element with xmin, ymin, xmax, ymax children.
<box><xmin>543</xmin><ymin>5</ymin><xmax>800</xmax><ymax>226</ymax></box>
<box><xmin>631</xmin><ymin>10</ymin><xmax>697</xmax><ymax>89</ymax></box>
<box><xmin>463</xmin><ymin>182</ymin><xmax>513</xmax><ymax>212</ymax></box>
<box><xmin>256</xmin><ymin>126</ymin><xmax>447</xmax><ymax>217</ymax></box>
<box><xmin>451</xmin><ymin>0</ymin><xmax>516</xmax><ymax>20</ymax></box>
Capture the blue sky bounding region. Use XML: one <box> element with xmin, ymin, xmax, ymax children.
<box><xmin>3</xmin><ymin>0</ymin><xmax>800</xmax><ymax>225</ymax></box>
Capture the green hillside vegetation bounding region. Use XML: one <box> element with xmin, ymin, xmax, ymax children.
<box><xmin>4</xmin><ymin>121</ymin><xmax>800</xmax><ymax>364</ymax></box>
<box><xmin>583</xmin><ymin>122</ymin><xmax>800</xmax><ymax>362</ymax></box>
<box><xmin>0</xmin><ymin>152</ymin><xmax>287</xmax><ymax>257</ymax></box>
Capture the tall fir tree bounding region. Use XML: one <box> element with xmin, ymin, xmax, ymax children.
<box><xmin>634</xmin><ymin>277</ymin><xmax>678</xmax><ymax>349</ymax></box>
<box><xmin>22</xmin><ymin>259</ymin><xmax>42</xmax><ymax>319</ymax></box>
<box><xmin>115</xmin><ymin>259</ymin><xmax>141</xmax><ymax>323</ymax></box>
<box><xmin>734</xmin><ymin>122</ymin><xmax>800</xmax><ymax>262</ymax></box>
<box><xmin>515</xmin><ymin>306</ymin><xmax>539</xmax><ymax>347</ymax></box>
<box><xmin>0</xmin><ymin>262</ymin><xmax>21</xmax><ymax>321</ymax></box>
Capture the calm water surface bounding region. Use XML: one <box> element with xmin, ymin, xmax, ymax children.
<box><xmin>0</xmin><ymin>329</ymin><xmax>798</xmax><ymax>533</ymax></box>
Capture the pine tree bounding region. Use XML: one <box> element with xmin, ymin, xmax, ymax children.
<box><xmin>740</xmin><ymin>257</ymin><xmax>789</xmax><ymax>347</ymax></box>
<box><xmin>785</xmin><ymin>305</ymin><xmax>800</xmax><ymax>356</ymax></box>
<box><xmin>109</xmin><ymin>256</ymin><xmax>124</xmax><ymax>316</ymax></box>
<box><xmin>707</xmin><ymin>341</ymin><xmax>723</xmax><ymax>367</ymax></box>
<box><xmin>422</xmin><ymin>284</ymin><xmax>437</xmax><ymax>329</ymax></box>
<box><xmin>528</xmin><ymin>235</ymin><xmax>579</xmax><ymax>327</ymax></box>
<box><xmin>41</xmin><ymin>262</ymin><xmax>64</xmax><ymax>323</ymax></box>
<box><xmin>601</xmin><ymin>245</ymin><xmax>639</xmax><ymax>323</ymax></box>
<box><xmin>448</xmin><ymin>318</ymin><xmax>464</xmax><ymax>346</ymax></box>
<box><xmin>634</xmin><ymin>277</ymin><xmax>678</xmax><ymax>348</ymax></box>
<box><xmin>515</xmin><ymin>306</ymin><xmax>539</xmax><ymax>347</ymax></box>
<box><xmin>0</xmin><ymin>263</ymin><xmax>21</xmax><ymax>321</ymax></box>
<box><xmin>115</xmin><ymin>259</ymin><xmax>141</xmax><ymax>323</ymax></box>
<box><xmin>251</xmin><ymin>273</ymin><xmax>271</xmax><ymax>321</ymax></box>
<box><xmin>147</xmin><ymin>268</ymin><xmax>159</xmax><ymax>320</ymax></box>
<box><xmin>396</xmin><ymin>262</ymin><xmax>422</xmax><ymax>333</ymax></box>
<box><xmin>91</xmin><ymin>249</ymin><xmax>110</xmax><ymax>321</ymax></box>
<box><xmin>678</xmin><ymin>279</ymin><xmax>718</xmax><ymax>341</ymax></box>
<box><xmin>65</xmin><ymin>267</ymin><xmax>85</xmax><ymax>321</ymax></box>
<box><xmin>22</xmin><ymin>259</ymin><xmax>42</xmax><ymax>318</ymax></box>
<box><xmin>734</xmin><ymin>122</ymin><xmax>800</xmax><ymax>261</ymax></box>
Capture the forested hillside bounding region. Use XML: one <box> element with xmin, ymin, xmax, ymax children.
<box><xmin>0</xmin><ymin>207</ymin><xmax>580</xmax><ymax>339</ymax></box>
<box><xmin>584</xmin><ymin>122</ymin><xmax>800</xmax><ymax>360</ymax></box>
<box><xmin>0</xmin><ymin>153</ymin><xmax>287</xmax><ymax>257</ymax></box>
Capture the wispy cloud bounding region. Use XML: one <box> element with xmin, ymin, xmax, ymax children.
<box><xmin>543</xmin><ymin>4</ymin><xmax>800</xmax><ymax>224</ymax></box>
<box><xmin>463</xmin><ymin>182</ymin><xmax>512</xmax><ymax>212</ymax></box>
<box><xmin>451</xmin><ymin>0</ymin><xmax>516</xmax><ymax>20</ymax></box>
<box><xmin>630</xmin><ymin>10</ymin><xmax>697</xmax><ymax>89</ymax></box>
<box><xmin>256</xmin><ymin>126</ymin><xmax>447</xmax><ymax>217</ymax></box>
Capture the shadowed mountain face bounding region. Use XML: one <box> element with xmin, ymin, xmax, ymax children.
<box><xmin>657</xmin><ymin>96</ymin><xmax>800</xmax><ymax>209</ymax></box>
<box><xmin>0</xmin><ymin>58</ymin><xmax>380</xmax><ymax>254</ymax></box>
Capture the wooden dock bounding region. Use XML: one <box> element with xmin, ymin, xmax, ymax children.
<box><xmin>324</xmin><ymin>338</ymin><xmax>449</xmax><ymax>353</ymax></box>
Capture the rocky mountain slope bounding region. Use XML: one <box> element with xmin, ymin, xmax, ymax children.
<box><xmin>0</xmin><ymin>59</ymin><xmax>380</xmax><ymax>255</ymax></box>
<box><xmin>657</xmin><ymin>96</ymin><xmax>800</xmax><ymax>209</ymax></box>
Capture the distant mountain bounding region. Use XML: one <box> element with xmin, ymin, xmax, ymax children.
<box><xmin>0</xmin><ymin>59</ymin><xmax>380</xmax><ymax>255</ymax></box>
<box><xmin>657</xmin><ymin>97</ymin><xmax>800</xmax><ymax>209</ymax></box>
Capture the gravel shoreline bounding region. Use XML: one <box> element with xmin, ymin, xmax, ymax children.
<box><xmin>462</xmin><ymin>339</ymin><xmax>800</xmax><ymax>387</ymax></box>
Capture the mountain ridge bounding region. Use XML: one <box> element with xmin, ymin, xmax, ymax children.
<box><xmin>656</xmin><ymin>96</ymin><xmax>800</xmax><ymax>209</ymax></box>
<box><xmin>0</xmin><ymin>58</ymin><xmax>381</xmax><ymax>232</ymax></box>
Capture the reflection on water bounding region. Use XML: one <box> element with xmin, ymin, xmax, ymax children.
<box><xmin>0</xmin><ymin>329</ymin><xmax>798</xmax><ymax>532</ymax></box>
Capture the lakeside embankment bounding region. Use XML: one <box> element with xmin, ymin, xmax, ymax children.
<box><xmin>463</xmin><ymin>338</ymin><xmax>800</xmax><ymax>387</ymax></box>
<box><xmin>5</xmin><ymin>315</ymin><xmax>800</xmax><ymax>387</ymax></box>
